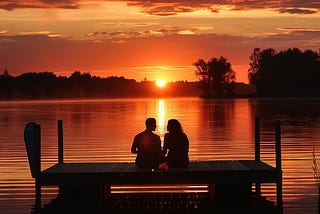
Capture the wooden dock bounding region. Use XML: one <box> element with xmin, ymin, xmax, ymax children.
<box><xmin>24</xmin><ymin>117</ymin><xmax>283</xmax><ymax>213</ymax></box>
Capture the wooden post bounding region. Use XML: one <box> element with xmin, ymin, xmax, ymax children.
<box><xmin>35</xmin><ymin>124</ymin><xmax>41</xmax><ymax>210</ymax></box>
<box><xmin>58</xmin><ymin>120</ymin><xmax>63</xmax><ymax>164</ymax></box>
<box><xmin>255</xmin><ymin>116</ymin><xmax>260</xmax><ymax>161</ymax></box>
<box><xmin>275</xmin><ymin>120</ymin><xmax>282</xmax><ymax>171</ymax></box>
<box><xmin>35</xmin><ymin>180</ymin><xmax>41</xmax><ymax>210</ymax></box>
<box><xmin>35</xmin><ymin>124</ymin><xmax>41</xmax><ymax>176</ymax></box>
<box><xmin>275</xmin><ymin>120</ymin><xmax>283</xmax><ymax>210</ymax></box>
<box><xmin>254</xmin><ymin>117</ymin><xmax>261</xmax><ymax>195</ymax></box>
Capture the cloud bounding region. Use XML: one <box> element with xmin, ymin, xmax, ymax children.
<box><xmin>0</xmin><ymin>30</ymin><xmax>8</xmax><ymax>35</ymax></box>
<box><xmin>0</xmin><ymin>0</ymin><xmax>79</xmax><ymax>11</ymax></box>
<box><xmin>0</xmin><ymin>0</ymin><xmax>319</xmax><ymax>16</ymax></box>
<box><xmin>126</xmin><ymin>1</ymin><xmax>196</xmax><ymax>16</ymax></box>
<box><xmin>278</xmin><ymin>8</ymin><xmax>318</xmax><ymax>14</ymax></box>
<box><xmin>85</xmin><ymin>27</ymin><xmax>199</xmax><ymax>39</ymax></box>
<box><xmin>125</xmin><ymin>0</ymin><xmax>320</xmax><ymax>16</ymax></box>
<box><xmin>1</xmin><ymin>30</ymin><xmax>318</xmax><ymax>78</ymax></box>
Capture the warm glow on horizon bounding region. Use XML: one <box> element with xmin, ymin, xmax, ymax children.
<box><xmin>0</xmin><ymin>1</ymin><xmax>318</xmax><ymax>84</ymax></box>
<box><xmin>156</xmin><ymin>79</ymin><xmax>166</xmax><ymax>87</ymax></box>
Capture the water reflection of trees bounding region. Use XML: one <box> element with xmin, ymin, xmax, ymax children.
<box><xmin>249</xmin><ymin>98</ymin><xmax>320</xmax><ymax>142</ymax></box>
<box><xmin>199</xmin><ymin>99</ymin><xmax>235</xmax><ymax>141</ymax></box>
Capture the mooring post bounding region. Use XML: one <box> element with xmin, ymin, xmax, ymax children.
<box><xmin>255</xmin><ymin>116</ymin><xmax>261</xmax><ymax>161</ymax></box>
<box><xmin>275</xmin><ymin>120</ymin><xmax>282</xmax><ymax>171</ymax></box>
<box><xmin>254</xmin><ymin>116</ymin><xmax>261</xmax><ymax>195</ymax></box>
<box><xmin>275</xmin><ymin>120</ymin><xmax>283</xmax><ymax>210</ymax></box>
<box><xmin>35</xmin><ymin>123</ymin><xmax>41</xmax><ymax>210</ymax></box>
<box><xmin>58</xmin><ymin>120</ymin><xmax>63</xmax><ymax>164</ymax></box>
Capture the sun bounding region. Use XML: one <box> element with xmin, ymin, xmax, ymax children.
<box><xmin>156</xmin><ymin>79</ymin><xmax>166</xmax><ymax>87</ymax></box>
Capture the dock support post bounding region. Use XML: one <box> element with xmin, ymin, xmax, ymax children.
<box><xmin>275</xmin><ymin>120</ymin><xmax>283</xmax><ymax>211</ymax></box>
<box><xmin>254</xmin><ymin>117</ymin><xmax>261</xmax><ymax>196</ymax></box>
<box><xmin>255</xmin><ymin>117</ymin><xmax>260</xmax><ymax>161</ymax></box>
<box><xmin>57</xmin><ymin>120</ymin><xmax>64</xmax><ymax>201</ymax></box>
<box><xmin>35</xmin><ymin>179</ymin><xmax>41</xmax><ymax>210</ymax></box>
<box><xmin>34</xmin><ymin>124</ymin><xmax>42</xmax><ymax>210</ymax></box>
<box><xmin>58</xmin><ymin>120</ymin><xmax>63</xmax><ymax>164</ymax></box>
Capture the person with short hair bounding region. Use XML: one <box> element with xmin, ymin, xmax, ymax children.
<box><xmin>131</xmin><ymin>118</ymin><xmax>163</xmax><ymax>169</ymax></box>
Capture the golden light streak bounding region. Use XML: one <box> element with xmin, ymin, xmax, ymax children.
<box><xmin>158</xmin><ymin>99</ymin><xmax>165</xmax><ymax>135</ymax></box>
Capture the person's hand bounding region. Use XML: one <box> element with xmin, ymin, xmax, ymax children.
<box><xmin>158</xmin><ymin>162</ymin><xmax>168</xmax><ymax>170</ymax></box>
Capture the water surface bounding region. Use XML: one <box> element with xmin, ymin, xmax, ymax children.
<box><xmin>0</xmin><ymin>97</ymin><xmax>320</xmax><ymax>213</ymax></box>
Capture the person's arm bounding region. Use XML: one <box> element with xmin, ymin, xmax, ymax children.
<box><xmin>162</xmin><ymin>134</ymin><xmax>169</xmax><ymax>156</ymax></box>
<box><xmin>157</xmin><ymin>135</ymin><xmax>162</xmax><ymax>152</ymax></box>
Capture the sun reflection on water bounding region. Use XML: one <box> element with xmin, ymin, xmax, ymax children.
<box><xmin>158</xmin><ymin>99</ymin><xmax>165</xmax><ymax>135</ymax></box>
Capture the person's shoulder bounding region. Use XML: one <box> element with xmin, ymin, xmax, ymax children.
<box><xmin>152</xmin><ymin>132</ymin><xmax>161</xmax><ymax>138</ymax></box>
<box><xmin>135</xmin><ymin>131</ymin><xmax>145</xmax><ymax>138</ymax></box>
<box><xmin>182</xmin><ymin>132</ymin><xmax>189</xmax><ymax>139</ymax></box>
<box><xmin>152</xmin><ymin>132</ymin><xmax>160</xmax><ymax>137</ymax></box>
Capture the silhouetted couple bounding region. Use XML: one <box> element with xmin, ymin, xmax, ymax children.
<box><xmin>131</xmin><ymin>118</ymin><xmax>189</xmax><ymax>170</ymax></box>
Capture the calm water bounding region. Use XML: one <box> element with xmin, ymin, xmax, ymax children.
<box><xmin>1</xmin><ymin>97</ymin><xmax>320</xmax><ymax>213</ymax></box>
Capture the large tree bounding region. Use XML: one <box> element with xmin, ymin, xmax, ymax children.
<box><xmin>194</xmin><ymin>56</ymin><xmax>235</xmax><ymax>98</ymax></box>
<box><xmin>248</xmin><ymin>48</ymin><xmax>320</xmax><ymax>96</ymax></box>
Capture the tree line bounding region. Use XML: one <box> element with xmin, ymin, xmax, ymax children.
<box><xmin>248</xmin><ymin>48</ymin><xmax>320</xmax><ymax>97</ymax></box>
<box><xmin>194</xmin><ymin>47</ymin><xmax>320</xmax><ymax>98</ymax></box>
<box><xmin>0</xmin><ymin>71</ymin><xmax>199</xmax><ymax>99</ymax></box>
<box><xmin>1</xmin><ymin>47</ymin><xmax>319</xmax><ymax>99</ymax></box>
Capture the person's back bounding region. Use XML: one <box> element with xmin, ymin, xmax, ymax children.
<box><xmin>165</xmin><ymin>132</ymin><xmax>189</xmax><ymax>168</ymax></box>
<box><xmin>163</xmin><ymin>119</ymin><xmax>189</xmax><ymax>168</ymax></box>
<box><xmin>131</xmin><ymin>118</ymin><xmax>162</xmax><ymax>169</ymax></box>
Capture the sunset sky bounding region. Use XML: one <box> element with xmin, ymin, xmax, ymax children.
<box><xmin>0</xmin><ymin>0</ymin><xmax>319</xmax><ymax>83</ymax></box>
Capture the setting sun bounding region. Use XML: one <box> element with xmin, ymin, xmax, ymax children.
<box><xmin>156</xmin><ymin>79</ymin><xmax>166</xmax><ymax>87</ymax></box>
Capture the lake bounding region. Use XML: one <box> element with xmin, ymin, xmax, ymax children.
<box><xmin>0</xmin><ymin>97</ymin><xmax>320</xmax><ymax>213</ymax></box>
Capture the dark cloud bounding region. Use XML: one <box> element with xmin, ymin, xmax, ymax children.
<box><xmin>278</xmin><ymin>8</ymin><xmax>318</xmax><ymax>14</ymax></box>
<box><xmin>1</xmin><ymin>0</ymin><xmax>319</xmax><ymax>15</ymax></box>
<box><xmin>126</xmin><ymin>0</ymin><xmax>320</xmax><ymax>16</ymax></box>
<box><xmin>0</xmin><ymin>0</ymin><xmax>79</xmax><ymax>11</ymax></box>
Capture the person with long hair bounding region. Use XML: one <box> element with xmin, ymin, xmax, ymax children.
<box><xmin>162</xmin><ymin>119</ymin><xmax>189</xmax><ymax>168</ymax></box>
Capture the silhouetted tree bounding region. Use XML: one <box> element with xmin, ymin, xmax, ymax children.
<box><xmin>248</xmin><ymin>48</ymin><xmax>320</xmax><ymax>96</ymax></box>
<box><xmin>194</xmin><ymin>56</ymin><xmax>235</xmax><ymax>97</ymax></box>
<box><xmin>0</xmin><ymin>69</ymin><xmax>13</xmax><ymax>98</ymax></box>
<box><xmin>2</xmin><ymin>69</ymin><xmax>10</xmax><ymax>76</ymax></box>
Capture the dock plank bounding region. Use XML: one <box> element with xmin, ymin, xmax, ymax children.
<box><xmin>39</xmin><ymin>160</ymin><xmax>280</xmax><ymax>187</ymax></box>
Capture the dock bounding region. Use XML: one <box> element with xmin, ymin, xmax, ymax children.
<box><xmin>24</xmin><ymin>117</ymin><xmax>283</xmax><ymax>213</ymax></box>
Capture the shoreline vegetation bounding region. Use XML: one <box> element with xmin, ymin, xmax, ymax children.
<box><xmin>1</xmin><ymin>48</ymin><xmax>319</xmax><ymax>100</ymax></box>
<box><xmin>1</xmin><ymin>70</ymin><xmax>320</xmax><ymax>100</ymax></box>
<box><xmin>0</xmin><ymin>70</ymin><xmax>257</xmax><ymax>100</ymax></box>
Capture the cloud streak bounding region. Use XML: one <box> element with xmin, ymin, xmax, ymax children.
<box><xmin>0</xmin><ymin>0</ymin><xmax>79</xmax><ymax>11</ymax></box>
<box><xmin>85</xmin><ymin>26</ymin><xmax>198</xmax><ymax>39</ymax></box>
<box><xmin>0</xmin><ymin>0</ymin><xmax>319</xmax><ymax>15</ymax></box>
<box><xmin>1</xmin><ymin>30</ymin><xmax>319</xmax><ymax>81</ymax></box>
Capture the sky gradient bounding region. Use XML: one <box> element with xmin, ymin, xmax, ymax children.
<box><xmin>0</xmin><ymin>0</ymin><xmax>319</xmax><ymax>83</ymax></box>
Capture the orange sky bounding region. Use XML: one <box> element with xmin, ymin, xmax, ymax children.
<box><xmin>0</xmin><ymin>0</ymin><xmax>319</xmax><ymax>83</ymax></box>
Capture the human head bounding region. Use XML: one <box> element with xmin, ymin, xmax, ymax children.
<box><xmin>167</xmin><ymin>119</ymin><xmax>182</xmax><ymax>133</ymax></box>
<box><xmin>145</xmin><ymin>118</ymin><xmax>156</xmax><ymax>131</ymax></box>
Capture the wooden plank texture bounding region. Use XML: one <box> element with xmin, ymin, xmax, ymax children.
<box><xmin>39</xmin><ymin>160</ymin><xmax>280</xmax><ymax>186</ymax></box>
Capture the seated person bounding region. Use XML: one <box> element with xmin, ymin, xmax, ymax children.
<box><xmin>162</xmin><ymin>119</ymin><xmax>189</xmax><ymax>168</ymax></box>
<box><xmin>131</xmin><ymin>118</ymin><xmax>163</xmax><ymax>169</ymax></box>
